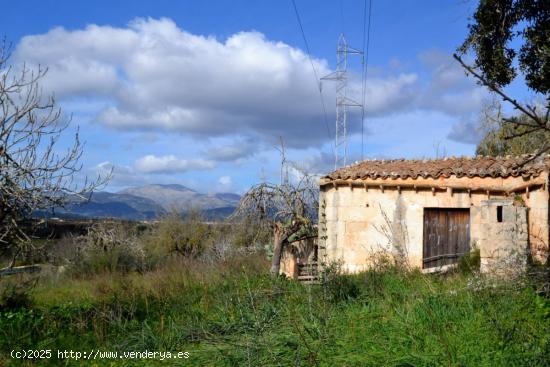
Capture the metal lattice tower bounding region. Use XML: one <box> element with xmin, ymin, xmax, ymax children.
<box><xmin>322</xmin><ymin>34</ymin><xmax>362</xmax><ymax>169</ymax></box>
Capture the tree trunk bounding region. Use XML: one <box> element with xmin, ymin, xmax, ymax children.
<box><xmin>270</xmin><ymin>223</ymin><xmax>285</xmax><ymax>276</ymax></box>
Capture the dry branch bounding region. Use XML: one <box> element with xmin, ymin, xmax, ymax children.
<box><xmin>0</xmin><ymin>43</ymin><xmax>111</xmax><ymax>265</ymax></box>
<box><xmin>231</xmin><ymin>169</ymin><xmax>318</xmax><ymax>276</ymax></box>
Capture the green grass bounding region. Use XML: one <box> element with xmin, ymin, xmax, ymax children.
<box><xmin>1</xmin><ymin>257</ymin><xmax>549</xmax><ymax>366</ymax></box>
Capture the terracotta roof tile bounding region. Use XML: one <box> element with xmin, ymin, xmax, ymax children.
<box><xmin>324</xmin><ymin>155</ymin><xmax>550</xmax><ymax>181</ymax></box>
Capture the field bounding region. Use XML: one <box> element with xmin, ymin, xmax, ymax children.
<box><xmin>1</xmin><ymin>250</ymin><xmax>549</xmax><ymax>366</ymax></box>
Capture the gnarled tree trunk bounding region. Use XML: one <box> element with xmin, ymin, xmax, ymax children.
<box><xmin>270</xmin><ymin>223</ymin><xmax>286</xmax><ymax>276</ymax></box>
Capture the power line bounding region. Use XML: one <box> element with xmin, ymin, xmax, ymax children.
<box><xmin>361</xmin><ymin>0</ymin><xmax>373</xmax><ymax>161</ymax></box>
<box><xmin>290</xmin><ymin>0</ymin><xmax>334</xmax><ymax>156</ymax></box>
<box><xmin>339</xmin><ymin>0</ymin><xmax>345</xmax><ymax>34</ymax></box>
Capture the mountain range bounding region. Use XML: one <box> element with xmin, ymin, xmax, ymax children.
<box><xmin>39</xmin><ymin>184</ymin><xmax>241</xmax><ymax>221</ymax></box>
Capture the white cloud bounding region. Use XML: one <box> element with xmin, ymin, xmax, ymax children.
<box><xmin>14</xmin><ymin>17</ymin><xmax>421</xmax><ymax>150</ymax></box>
<box><xmin>204</xmin><ymin>138</ymin><xmax>259</xmax><ymax>161</ymax></box>
<box><xmin>447</xmin><ymin>118</ymin><xmax>485</xmax><ymax>145</ymax></box>
<box><xmin>218</xmin><ymin>175</ymin><xmax>232</xmax><ymax>186</ymax></box>
<box><xmin>90</xmin><ymin>160</ymin><xmax>219</xmax><ymax>191</ymax></box>
<box><xmin>134</xmin><ymin>154</ymin><xmax>215</xmax><ymax>174</ymax></box>
<box><xmin>215</xmin><ymin>175</ymin><xmax>234</xmax><ymax>192</ymax></box>
<box><xmin>360</xmin><ymin>74</ymin><xmax>418</xmax><ymax>116</ymax></box>
<box><xmin>11</xmin><ymin>17</ymin><xmax>491</xmax><ymax>180</ymax></box>
<box><xmin>91</xmin><ymin>161</ymin><xmax>143</xmax><ymax>189</ymax></box>
<box><xmin>298</xmin><ymin>151</ymin><xmax>337</xmax><ymax>175</ymax></box>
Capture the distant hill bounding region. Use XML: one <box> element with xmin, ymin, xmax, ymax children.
<box><xmin>120</xmin><ymin>184</ymin><xmax>240</xmax><ymax>212</ymax></box>
<box><xmin>36</xmin><ymin>184</ymin><xmax>241</xmax><ymax>221</ymax></box>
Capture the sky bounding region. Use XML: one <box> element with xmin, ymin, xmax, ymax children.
<box><xmin>1</xmin><ymin>0</ymin><xmax>510</xmax><ymax>193</ymax></box>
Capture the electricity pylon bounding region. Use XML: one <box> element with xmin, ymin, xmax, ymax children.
<box><xmin>321</xmin><ymin>33</ymin><xmax>362</xmax><ymax>169</ymax></box>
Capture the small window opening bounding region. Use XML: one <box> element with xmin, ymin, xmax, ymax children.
<box><xmin>497</xmin><ymin>206</ymin><xmax>503</xmax><ymax>223</ymax></box>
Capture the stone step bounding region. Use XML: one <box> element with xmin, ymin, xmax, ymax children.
<box><xmin>297</xmin><ymin>275</ymin><xmax>318</xmax><ymax>281</ymax></box>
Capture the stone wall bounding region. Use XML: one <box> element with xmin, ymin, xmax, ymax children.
<box><xmin>478</xmin><ymin>199</ymin><xmax>528</xmax><ymax>274</ymax></box>
<box><xmin>318</xmin><ymin>175</ymin><xmax>549</xmax><ymax>273</ymax></box>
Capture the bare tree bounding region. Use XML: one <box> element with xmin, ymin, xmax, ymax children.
<box><xmin>0</xmin><ymin>42</ymin><xmax>110</xmax><ymax>267</ymax></box>
<box><xmin>232</xmin><ymin>167</ymin><xmax>318</xmax><ymax>276</ymax></box>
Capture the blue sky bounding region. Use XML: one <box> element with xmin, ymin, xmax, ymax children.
<box><xmin>2</xmin><ymin>0</ymin><xmax>504</xmax><ymax>193</ymax></box>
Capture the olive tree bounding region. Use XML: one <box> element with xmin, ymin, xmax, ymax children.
<box><xmin>233</xmin><ymin>168</ymin><xmax>318</xmax><ymax>276</ymax></box>
<box><xmin>0</xmin><ymin>43</ymin><xmax>110</xmax><ymax>266</ymax></box>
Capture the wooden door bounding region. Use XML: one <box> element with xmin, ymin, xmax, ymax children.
<box><xmin>423</xmin><ymin>208</ymin><xmax>470</xmax><ymax>269</ymax></box>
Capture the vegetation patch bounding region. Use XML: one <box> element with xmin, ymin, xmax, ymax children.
<box><xmin>1</xmin><ymin>254</ymin><xmax>549</xmax><ymax>366</ymax></box>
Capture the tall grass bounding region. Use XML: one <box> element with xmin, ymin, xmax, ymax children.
<box><xmin>1</xmin><ymin>218</ymin><xmax>548</xmax><ymax>366</ymax></box>
<box><xmin>1</xmin><ymin>255</ymin><xmax>549</xmax><ymax>366</ymax></box>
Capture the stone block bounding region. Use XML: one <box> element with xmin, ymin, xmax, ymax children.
<box><xmin>470</xmin><ymin>206</ymin><xmax>481</xmax><ymax>221</ymax></box>
<box><xmin>480</xmin><ymin>206</ymin><xmax>491</xmax><ymax>223</ymax></box>
<box><xmin>340</xmin><ymin>206</ymin><xmax>371</xmax><ymax>222</ymax></box>
<box><xmin>480</xmin><ymin>240</ymin><xmax>514</xmax><ymax>258</ymax></box>
<box><xmin>503</xmin><ymin>206</ymin><xmax>527</xmax><ymax>223</ymax></box>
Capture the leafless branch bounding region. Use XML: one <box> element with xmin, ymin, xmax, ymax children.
<box><xmin>231</xmin><ymin>160</ymin><xmax>318</xmax><ymax>275</ymax></box>
<box><xmin>0</xmin><ymin>44</ymin><xmax>111</xmax><ymax>265</ymax></box>
<box><xmin>453</xmin><ymin>53</ymin><xmax>549</xmax><ymax>130</ymax></box>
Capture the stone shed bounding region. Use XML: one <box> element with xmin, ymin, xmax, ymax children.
<box><xmin>316</xmin><ymin>155</ymin><xmax>550</xmax><ymax>274</ymax></box>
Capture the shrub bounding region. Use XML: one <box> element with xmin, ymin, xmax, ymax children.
<box><xmin>458</xmin><ymin>248</ymin><xmax>481</xmax><ymax>274</ymax></box>
<box><xmin>144</xmin><ymin>209</ymin><xmax>210</xmax><ymax>259</ymax></box>
<box><xmin>226</xmin><ymin>216</ymin><xmax>271</xmax><ymax>249</ymax></box>
<box><xmin>0</xmin><ymin>279</ymin><xmax>33</xmax><ymax>310</ymax></box>
<box><xmin>70</xmin><ymin>222</ymin><xmax>146</xmax><ymax>275</ymax></box>
<box><xmin>321</xmin><ymin>262</ymin><xmax>362</xmax><ymax>303</ymax></box>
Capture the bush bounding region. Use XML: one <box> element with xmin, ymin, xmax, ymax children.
<box><xmin>144</xmin><ymin>209</ymin><xmax>210</xmax><ymax>260</ymax></box>
<box><xmin>227</xmin><ymin>219</ymin><xmax>271</xmax><ymax>249</ymax></box>
<box><xmin>70</xmin><ymin>222</ymin><xmax>146</xmax><ymax>275</ymax></box>
<box><xmin>458</xmin><ymin>248</ymin><xmax>481</xmax><ymax>274</ymax></box>
<box><xmin>321</xmin><ymin>262</ymin><xmax>362</xmax><ymax>303</ymax></box>
<box><xmin>0</xmin><ymin>279</ymin><xmax>33</xmax><ymax>310</ymax></box>
<box><xmin>51</xmin><ymin>212</ymin><xmax>269</xmax><ymax>275</ymax></box>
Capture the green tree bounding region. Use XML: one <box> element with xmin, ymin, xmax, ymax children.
<box><xmin>456</xmin><ymin>0</ymin><xmax>550</xmax><ymax>154</ymax></box>
<box><xmin>476</xmin><ymin>103</ymin><xmax>550</xmax><ymax>156</ymax></box>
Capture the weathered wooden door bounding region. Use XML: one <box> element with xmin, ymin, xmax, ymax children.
<box><xmin>423</xmin><ymin>208</ymin><xmax>470</xmax><ymax>269</ymax></box>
